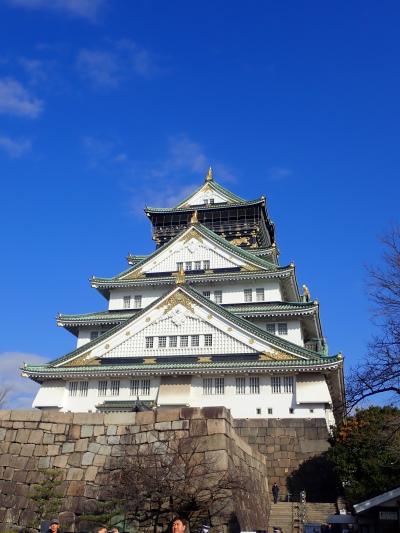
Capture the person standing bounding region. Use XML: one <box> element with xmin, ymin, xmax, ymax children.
<box><xmin>272</xmin><ymin>482</ymin><xmax>280</xmax><ymax>504</ymax></box>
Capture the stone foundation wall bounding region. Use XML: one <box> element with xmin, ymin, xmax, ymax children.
<box><xmin>234</xmin><ymin>418</ymin><xmax>330</xmax><ymax>496</ymax></box>
<box><xmin>0</xmin><ymin>408</ymin><xmax>269</xmax><ymax>532</ymax></box>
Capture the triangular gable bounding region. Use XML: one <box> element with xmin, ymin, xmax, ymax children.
<box><xmin>175</xmin><ymin>180</ymin><xmax>245</xmax><ymax>208</ymax></box>
<box><xmin>118</xmin><ymin>224</ymin><xmax>275</xmax><ymax>281</ymax></box>
<box><xmin>54</xmin><ymin>285</ymin><xmax>314</xmax><ymax>368</ymax></box>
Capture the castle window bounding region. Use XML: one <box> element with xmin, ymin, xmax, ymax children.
<box><xmin>203</xmin><ymin>291</ymin><xmax>211</xmax><ymax>299</ymax></box>
<box><xmin>191</xmin><ymin>335</ymin><xmax>200</xmax><ymax>347</ymax></box>
<box><xmin>130</xmin><ymin>379</ymin><xmax>139</xmax><ymax>396</ymax></box>
<box><xmin>256</xmin><ymin>408</ymin><xmax>261</xmax><ymax>415</ymax></box>
<box><xmin>214</xmin><ymin>290</ymin><xmax>222</xmax><ymax>304</ymax></box>
<box><xmin>141</xmin><ymin>379</ymin><xmax>150</xmax><ymax>395</ymax></box>
<box><xmin>145</xmin><ymin>336</ymin><xmax>154</xmax><ymax>349</ymax></box>
<box><xmin>194</xmin><ymin>261</ymin><xmax>201</xmax><ymax>270</ymax></box>
<box><xmin>98</xmin><ymin>380</ymin><xmax>108</xmax><ymax>397</ymax></box>
<box><xmin>204</xmin><ymin>334</ymin><xmax>213</xmax><ymax>347</ymax></box>
<box><xmin>203</xmin><ymin>378</ymin><xmax>213</xmax><ymax>395</ymax></box>
<box><xmin>256</xmin><ymin>288</ymin><xmax>265</xmax><ymax>302</ymax></box>
<box><xmin>134</xmin><ymin>295</ymin><xmax>142</xmax><ymax>308</ymax></box>
<box><xmin>272</xmin><ymin>377</ymin><xmax>281</xmax><ymax>394</ymax></box>
<box><xmin>169</xmin><ymin>335</ymin><xmax>178</xmax><ymax>347</ymax></box>
<box><xmin>268</xmin><ymin>408</ymin><xmax>273</xmax><ymax>415</ymax></box>
<box><xmin>203</xmin><ymin>260</ymin><xmax>210</xmax><ymax>270</ymax></box>
<box><xmin>68</xmin><ymin>382</ymin><xmax>78</xmax><ymax>397</ymax></box>
<box><xmin>159</xmin><ymin>336</ymin><xmax>167</xmax><ymax>348</ymax></box>
<box><xmin>180</xmin><ymin>335</ymin><xmax>189</xmax><ymax>347</ymax></box>
<box><xmin>250</xmin><ymin>376</ymin><xmax>260</xmax><ymax>394</ymax></box>
<box><xmin>123</xmin><ymin>295</ymin><xmax>131</xmax><ymax>309</ymax></box>
<box><xmin>215</xmin><ymin>378</ymin><xmax>225</xmax><ymax>395</ymax></box>
<box><xmin>236</xmin><ymin>377</ymin><xmax>246</xmax><ymax>394</ymax></box>
<box><xmin>284</xmin><ymin>376</ymin><xmax>294</xmax><ymax>393</ymax></box>
<box><xmin>209</xmin><ymin>198</ymin><xmax>215</xmax><ymax>204</ymax></box>
<box><xmin>244</xmin><ymin>289</ymin><xmax>252</xmax><ymax>303</ymax></box>
<box><xmin>278</xmin><ymin>323</ymin><xmax>288</xmax><ymax>335</ymax></box>
<box><xmin>90</xmin><ymin>331</ymin><xmax>99</xmax><ymax>341</ymax></box>
<box><xmin>266</xmin><ymin>324</ymin><xmax>276</xmax><ymax>335</ymax></box>
<box><xmin>79</xmin><ymin>381</ymin><xmax>88</xmax><ymax>397</ymax></box>
<box><xmin>110</xmin><ymin>380</ymin><xmax>120</xmax><ymax>396</ymax></box>
<box><xmin>185</xmin><ymin>262</ymin><xmax>192</xmax><ymax>271</ymax></box>
<box><xmin>289</xmin><ymin>408</ymin><xmax>294</xmax><ymax>414</ymax></box>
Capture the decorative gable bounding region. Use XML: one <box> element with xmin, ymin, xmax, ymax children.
<box><xmin>180</xmin><ymin>183</ymin><xmax>231</xmax><ymax>207</ymax></box>
<box><xmin>56</xmin><ymin>287</ymin><xmax>306</xmax><ymax>367</ymax></box>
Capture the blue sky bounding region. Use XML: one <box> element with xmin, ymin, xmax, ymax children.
<box><xmin>0</xmin><ymin>0</ymin><xmax>399</xmax><ymax>408</ymax></box>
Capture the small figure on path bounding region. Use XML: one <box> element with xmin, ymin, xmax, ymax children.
<box><xmin>272</xmin><ymin>481</ymin><xmax>280</xmax><ymax>504</ymax></box>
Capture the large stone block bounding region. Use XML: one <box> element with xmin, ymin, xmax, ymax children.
<box><xmin>135</xmin><ymin>411</ymin><xmax>155</xmax><ymax>425</ymax></box>
<box><xmin>28</xmin><ymin>429</ymin><xmax>44</xmax><ymax>444</ymax></box>
<box><xmin>0</xmin><ymin>410</ymin><xmax>11</xmax><ymax>421</ymax></box>
<box><xmin>104</xmin><ymin>412</ymin><xmax>136</xmax><ymax>425</ymax></box>
<box><xmin>81</xmin><ymin>452</ymin><xmax>95</xmax><ymax>466</ymax></box>
<box><xmin>41</xmin><ymin>411</ymin><xmax>73</xmax><ymax>424</ymax></box>
<box><xmin>80</xmin><ymin>425</ymin><xmax>94</xmax><ymax>438</ymax></box>
<box><xmin>20</xmin><ymin>444</ymin><xmax>35</xmax><ymax>457</ymax></box>
<box><xmin>67</xmin><ymin>481</ymin><xmax>85</xmax><ymax>497</ymax></box>
<box><xmin>75</xmin><ymin>438</ymin><xmax>89</xmax><ymax>452</ymax></box>
<box><xmin>73</xmin><ymin>412</ymin><xmax>104</xmax><ymax>425</ymax></box>
<box><xmin>189</xmin><ymin>418</ymin><xmax>207</xmax><ymax>436</ymax></box>
<box><xmin>10</xmin><ymin>410</ymin><xmax>42</xmax><ymax>422</ymax></box>
<box><xmin>67</xmin><ymin>468</ymin><xmax>84</xmax><ymax>481</ymax></box>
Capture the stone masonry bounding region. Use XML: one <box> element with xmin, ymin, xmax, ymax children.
<box><xmin>234</xmin><ymin>418</ymin><xmax>330</xmax><ymax>496</ymax></box>
<box><xmin>0</xmin><ymin>408</ymin><xmax>270</xmax><ymax>532</ymax></box>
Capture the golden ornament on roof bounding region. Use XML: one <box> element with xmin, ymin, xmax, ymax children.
<box><xmin>205</xmin><ymin>166</ymin><xmax>213</xmax><ymax>182</ymax></box>
<box><xmin>190</xmin><ymin>210</ymin><xmax>199</xmax><ymax>224</ymax></box>
<box><xmin>176</xmin><ymin>264</ymin><xmax>186</xmax><ymax>285</ymax></box>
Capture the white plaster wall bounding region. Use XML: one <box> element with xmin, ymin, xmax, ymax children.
<box><xmin>37</xmin><ymin>374</ymin><xmax>332</xmax><ymax>421</ymax></box>
<box><xmin>108</xmin><ymin>279</ymin><xmax>283</xmax><ymax>311</ymax></box>
<box><xmin>32</xmin><ymin>381</ymin><xmax>66</xmax><ymax>409</ymax></box>
<box><xmin>251</xmin><ymin>318</ymin><xmax>303</xmax><ymax>346</ymax></box>
<box><xmin>185</xmin><ymin>189</ymin><xmax>229</xmax><ymax>206</ymax></box>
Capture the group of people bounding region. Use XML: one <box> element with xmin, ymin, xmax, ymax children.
<box><xmin>48</xmin><ymin>516</ymin><xmax>188</xmax><ymax>533</ymax></box>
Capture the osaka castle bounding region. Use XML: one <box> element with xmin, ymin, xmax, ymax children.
<box><xmin>23</xmin><ymin>168</ymin><xmax>345</xmax><ymax>424</ymax></box>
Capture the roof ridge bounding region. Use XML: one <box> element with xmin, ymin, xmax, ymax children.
<box><xmin>173</xmin><ymin>178</ymin><xmax>245</xmax><ymax>209</ymax></box>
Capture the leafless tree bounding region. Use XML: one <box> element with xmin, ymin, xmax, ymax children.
<box><xmin>0</xmin><ymin>386</ymin><xmax>9</xmax><ymax>408</ymax></box>
<box><xmin>347</xmin><ymin>226</ymin><xmax>400</xmax><ymax>409</ymax></box>
<box><xmin>111</xmin><ymin>433</ymin><xmax>253</xmax><ymax>533</ymax></box>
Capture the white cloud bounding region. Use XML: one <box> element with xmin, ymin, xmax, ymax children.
<box><xmin>19</xmin><ymin>58</ymin><xmax>49</xmax><ymax>84</ymax></box>
<box><xmin>0</xmin><ymin>78</ymin><xmax>43</xmax><ymax>118</ymax></box>
<box><xmin>7</xmin><ymin>0</ymin><xmax>105</xmax><ymax>20</ymax></box>
<box><xmin>0</xmin><ymin>351</ymin><xmax>49</xmax><ymax>409</ymax></box>
<box><xmin>77</xmin><ymin>40</ymin><xmax>159</xmax><ymax>89</ymax></box>
<box><xmin>0</xmin><ymin>136</ymin><xmax>31</xmax><ymax>157</ymax></box>
<box><xmin>77</xmin><ymin>49</ymin><xmax>121</xmax><ymax>88</ymax></box>
<box><xmin>268</xmin><ymin>166</ymin><xmax>293</xmax><ymax>181</ymax></box>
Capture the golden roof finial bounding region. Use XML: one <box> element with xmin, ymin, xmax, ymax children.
<box><xmin>205</xmin><ymin>166</ymin><xmax>213</xmax><ymax>182</ymax></box>
<box><xmin>190</xmin><ymin>210</ymin><xmax>199</xmax><ymax>224</ymax></box>
<box><xmin>302</xmin><ymin>284</ymin><xmax>311</xmax><ymax>302</ymax></box>
<box><xmin>176</xmin><ymin>264</ymin><xmax>186</xmax><ymax>285</ymax></box>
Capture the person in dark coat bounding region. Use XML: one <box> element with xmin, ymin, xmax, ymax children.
<box><xmin>272</xmin><ymin>482</ymin><xmax>280</xmax><ymax>504</ymax></box>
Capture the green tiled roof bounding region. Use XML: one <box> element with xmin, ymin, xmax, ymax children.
<box><xmin>58</xmin><ymin>301</ymin><xmax>317</xmax><ymax>327</ymax></box>
<box><xmin>173</xmin><ymin>179</ymin><xmax>246</xmax><ymax>208</ymax></box>
<box><xmin>146</xmin><ymin>198</ymin><xmax>264</xmax><ymax>214</ymax></box>
<box><xmin>23</xmin><ymin>356</ymin><xmax>342</xmax><ymax>376</ymax></box>
<box><xmin>94</xmin><ymin>223</ymin><xmax>280</xmax><ymax>283</ymax></box>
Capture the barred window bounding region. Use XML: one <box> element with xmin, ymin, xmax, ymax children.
<box><xmin>266</xmin><ymin>323</ymin><xmax>276</xmax><ymax>335</ymax></box>
<box><xmin>250</xmin><ymin>376</ymin><xmax>260</xmax><ymax>394</ymax></box>
<box><xmin>130</xmin><ymin>379</ymin><xmax>140</xmax><ymax>396</ymax></box>
<box><xmin>272</xmin><ymin>377</ymin><xmax>281</xmax><ymax>394</ymax></box>
<box><xmin>214</xmin><ymin>290</ymin><xmax>222</xmax><ymax>304</ymax></box>
<box><xmin>203</xmin><ymin>260</ymin><xmax>210</xmax><ymax>270</ymax></box>
<box><xmin>185</xmin><ymin>262</ymin><xmax>192</xmax><ymax>271</ymax></box>
<box><xmin>278</xmin><ymin>323</ymin><xmax>288</xmax><ymax>335</ymax></box>
<box><xmin>141</xmin><ymin>379</ymin><xmax>150</xmax><ymax>395</ymax></box>
<box><xmin>159</xmin><ymin>336</ymin><xmax>167</xmax><ymax>348</ymax></box>
<box><xmin>145</xmin><ymin>336</ymin><xmax>154</xmax><ymax>349</ymax></box>
<box><xmin>203</xmin><ymin>378</ymin><xmax>213</xmax><ymax>395</ymax></box>
<box><xmin>169</xmin><ymin>335</ymin><xmax>178</xmax><ymax>347</ymax></box>
<box><xmin>110</xmin><ymin>380</ymin><xmax>120</xmax><ymax>396</ymax></box>
<box><xmin>268</xmin><ymin>408</ymin><xmax>273</xmax><ymax>415</ymax></box>
<box><xmin>69</xmin><ymin>382</ymin><xmax>78</xmax><ymax>397</ymax></box>
<box><xmin>98</xmin><ymin>380</ymin><xmax>108</xmax><ymax>397</ymax></box>
<box><xmin>215</xmin><ymin>378</ymin><xmax>225</xmax><ymax>395</ymax></box>
<box><xmin>194</xmin><ymin>261</ymin><xmax>202</xmax><ymax>270</ymax></box>
<box><xmin>79</xmin><ymin>381</ymin><xmax>88</xmax><ymax>397</ymax></box>
<box><xmin>209</xmin><ymin>198</ymin><xmax>215</xmax><ymax>204</ymax></box>
<box><xmin>256</xmin><ymin>288</ymin><xmax>265</xmax><ymax>302</ymax></box>
<box><xmin>90</xmin><ymin>331</ymin><xmax>99</xmax><ymax>341</ymax></box>
<box><xmin>204</xmin><ymin>334</ymin><xmax>213</xmax><ymax>347</ymax></box>
<box><xmin>123</xmin><ymin>295</ymin><xmax>131</xmax><ymax>309</ymax></box>
<box><xmin>191</xmin><ymin>335</ymin><xmax>199</xmax><ymax>347</ymax></box>
<box><xmin>244</xmin><ymin>289</ymin><xmax>252</xmax><ymax>302</ymax></box>
<box><xmin>284</xmin><ymin>376</ymin><xmax>294</xmax><ymax>393</ymax></box>
<box><xmin>203</xmin><ymin>291</ymin><xmax>211</xmax><ymax>299</ymax></box>
<box><xmin>236</xmin><ymin>377</ymin><xmax>246</xmax><ymax>394</ymax></box>
<box><xmin>134</xmin><ymin>295</ymin><xmax>142</xmax><ymax>308</ymax></box>
<box><xmin>180</xmin><ymin>335</ymin><xmax>189</xmax><ymax>347</ymax></box>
